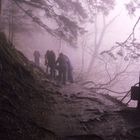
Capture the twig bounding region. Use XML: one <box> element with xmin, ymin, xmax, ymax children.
<box><xmin>123</xmin><ymin>16</ymin><xmax>140</xmax><ymax>44</ymax></box>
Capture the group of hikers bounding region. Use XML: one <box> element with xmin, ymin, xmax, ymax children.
<box><xmin>33</xmin><ymin>50</ymin><xmax>73</xmax><ymax>84</ymax></box>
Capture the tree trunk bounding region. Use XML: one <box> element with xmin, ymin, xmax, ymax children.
<box><xmin>87</xmin><ymin>14</ymin><xmax>99</xmax><ymax>76</ymax></box>
<box><xmin>87</xmin><ymin>14</ymin><xmax>119</xmax><ymax>76</ymax></box>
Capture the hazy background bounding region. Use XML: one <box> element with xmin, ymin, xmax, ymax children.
<box><xmin>2</xmin><ymin>0</ymin><xmax>140</xmax><ymax>106</ymax></box>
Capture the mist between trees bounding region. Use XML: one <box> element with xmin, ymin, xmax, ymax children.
<box><xmin>0</xmin><ymin>0</ymin><xmax>140</xmax><ymax>106</ymax></box>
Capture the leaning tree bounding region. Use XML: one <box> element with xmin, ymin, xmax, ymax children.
<box><xmin>1</xmin><ymin>0</ymin><xmax>90</xmax><ymax>46</ymax></box>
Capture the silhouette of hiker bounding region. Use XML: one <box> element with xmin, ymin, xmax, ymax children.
<box><xmin>45</xmin><ymin>50</ymin><xmax>50</xmax><ymax>74</ymax></box>
<box><xmin>49</xmin><ymin>50</ymin><xmax>56</xmax><ymax>79</ymax></box>
<box><xmin>45</xmin><ymin>50</ymin><xmax>56</xmax><ymax>79</ymax></box>
<box><xmin>63</xmin><ymin>54</ymin><xmax>74</xmax><ymax>83</ymax></box>
<box><xmin>56</xmin><ymin>53</ymin><xmax>67</xmax><ymax>84</ymax></box>
<box><xmin>33</xmin><ymin>50</ymin><xmax>40</xmax><ymax>67</ymax></box>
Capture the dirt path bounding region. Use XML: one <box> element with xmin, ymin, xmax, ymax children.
<box><xmin>36</xmin><ymin>82</ymin><xmax>136</xmax><ymax>140</ymax></box>
<box><xmin>25</xmin><ymin>74</ymin><xmax>140</xmax><ymax>140</ymax></box>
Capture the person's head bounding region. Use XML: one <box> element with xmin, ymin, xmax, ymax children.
<box><xmin>35</xmin><ymin>50</ymin><xmax>39</xmax><ymax>53</ymax></box>
<box><xmin>46</xmin><ymin>50</ymin><xmax>50</xmax><ymax>56</ymax></box>
<box><xmin>59</xmin><ymin>53</ymin><xmax>63</xmax><ymax>57</ymax></box>
<box><xmin>47</xmin><ymin>50</ymin><xmax>50</xmax><ymax>53</ymax></box>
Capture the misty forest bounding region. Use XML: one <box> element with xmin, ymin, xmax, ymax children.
<box><xmin>0</xmin><ymin>0</ymin><xmax>140</xmax><ymax>140</ymax></box>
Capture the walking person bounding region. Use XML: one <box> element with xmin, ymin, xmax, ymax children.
<box><xmin>45</xmin><ymin>50</ymin><xmax>56</xmax><ymax>80</ymax></box>
<box><xmin>45</xmin><ymin>50</ymin><xmax>50</xmax><ymax>75</ymax></box>
<box><xmin>63</xmin><ymin>54</ymin><xmax>74</xmax><ymax>83</ymax></box>
<box><xmin>56</xmin><ymin>53</ymin><xmax>67</xmax><ymax>84</ymax></box>
<box><xmin>49</xmin><ymin>50</ymin><xmax>56</xmax><ymax>80</ymax></box>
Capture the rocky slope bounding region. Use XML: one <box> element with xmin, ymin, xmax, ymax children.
<box><xmin>0</xmin><ymin>32</ymin><xmax>57</xmax><ymax>140</ymax></box>
<box><xmin>1</xmin><ymin>32</ymin><xmax>140</xmax><ymax>140</ymax></box>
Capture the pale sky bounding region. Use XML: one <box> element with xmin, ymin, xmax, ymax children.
<box><xmin>85</xmin><ymin>0</ymin><xmax>140</xmax><ymax>52</ymax></box>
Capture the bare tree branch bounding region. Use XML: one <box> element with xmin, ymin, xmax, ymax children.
<box><xmin>98</xmin><ymin>57</ymin><xmax>112</xmax><ymax>81</ymax></box>
<box><xmin>99</xmin><ymin>61</ymin><xmax>131</xmax><ymax>88</ymax></box>
<box><xmin>123</xmin><ymin>16</ymin><xmax>140</xmax><ymax>44</ymax></box>
<box><xmin>12</xmin><ymin>0</ymin><xmax>57</xmax><ymax>36</ymax></box>
<box><xmin>121</xmin><ymin>82</ymin><xmax>139</xmax><ymax>102</ymax></box>
<box><xmin>11</xmin><ymin>0</ymin><xmax>84</xmax><ymax>46</ymax></box>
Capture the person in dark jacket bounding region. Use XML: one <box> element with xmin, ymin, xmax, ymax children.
<box><xmin>56</xmin><ymin>53</ymin><xmax>73</xmax><ymax>84</ymax></box>
<box><xmin>45</xmin><ymin>50</ymin><xmax>50</xmax><ymax>74</ymax></box>
<box><xmin>56</xmin><ymin>53</ymin><xmax>67</xmax><ymax>84</ymax></box>
<box><xmin>49</xmin><ymin>50</ymin><xmax>56</xmax><ymax>79</ymax></box>
<box><xmin>63</xmin><ymin>54</ymin><xmax>74</xmax><ymax>83</ymax></box>
<box><xmin>45</xmin><ymin>50</ymin><xmax>56</xmax><ymax>79</ymax></box>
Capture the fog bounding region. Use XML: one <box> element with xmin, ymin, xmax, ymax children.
<box><xmin>2</xmin><ymin>1</ymin><xmax>140</xmax><ymax>139</ymax></box>
<box><xmin>2</xmin><ymin>0</ymin><xmax>140</xmax><ymax>106</ymax></box>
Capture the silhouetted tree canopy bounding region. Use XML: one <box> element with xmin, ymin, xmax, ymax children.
<box><xmin>87</xmin><ymin>0</ymin><xmax>115</xmax><ymax>16</ymax></box>
<box><xmin>10</xmin><ymin>0</ymin><xmax>89</xmax><ymax>46</ymax></box>
<box><xmin>125</xmin><ymin>0</ymin><xmax>140</xmax><ymax>15</ymax></box>
<box><xmin>0</xmin><ymin>0</ymin><xmax>117</xmax><ymax>46</ymax></box>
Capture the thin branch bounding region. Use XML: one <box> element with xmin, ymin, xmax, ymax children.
<box><xmin>121</xmin><ymin>82</ymin><xmax>139</xmax><ymax>102</ymax></box>
<box><xmin>100</xmin><ymin>16</ymin><xmax>140</xmax><ymax>56</ymax></box>
<box><xmin>123</xmin><ymin>16</ymin><xmax>140</xmax><ymax>44</ymax></box>
<box><xmin>11</xmin><ymin>0</ymin><xmax>78</xmax><ymax>46</ymax></box>
<box><xmin>98</xmin><ymin>61</ymin><xmax>131</xmax><ymax>88</ymax></box>
<box><xmin>96</xmin><ymin>13</ymin><xmax>120</xmax><ymax>48</ymax></box>
<box><xmin>106</xmin><ymin>12</ymin><xmax>121</xmax><ymax>28</ymax></box>
<box><xmin>12</xmin><ymin>0</ymin><xmax>56</xmax><ymax>36</ymax></box>
<box><xmin>98</xmin><ymin>57</ymin><xmax>111</xmax><ymax>81</ymax></box>
<box><xmin>89</xmin><ymin>87</ymin><xmax>130</xmax><ymax>94</ymax></box>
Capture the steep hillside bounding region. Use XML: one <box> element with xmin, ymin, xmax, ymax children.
<box><xmin>1</xmin><ymin>32</ymin><xmax>140</xmax><ymax>140</ymax></box>
<box><xmin>0</xmin><ymin>32</ymin><xmax>57</xmax><ymax>140</ymax></box>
